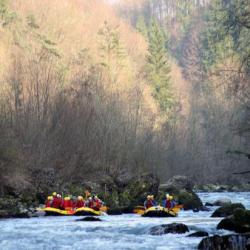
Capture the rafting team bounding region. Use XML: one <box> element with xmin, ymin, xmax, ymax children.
<box><xmin>45</xmin><ymin>192</ymin><xmax>176</xmax><ymax>212</ymax></box>
<box><xmin>45</xmin><ymin>192</ymin><xmax>103</xmax><ymax>211</ymax></box>
<box><xmin>144</xmin><ymin>194</ymin><xmax>176</xmax><ymax>209</ymax></box>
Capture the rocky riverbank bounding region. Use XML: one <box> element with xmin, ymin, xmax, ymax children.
<box><xmin>0</xmin><ymin>182</ymin><xmax>250</xmax><ymax>249</ymax></box>
<box><xmin>0</xmin><ymin>175</ymin><xmax>206</xmax><ymax>218</ymax></box>
<box><xmin>1</xmin><ymin>174</ymin><xmax>249</xmax><ymax>218</ymax></box>
<box><xmin>194</xmin><ymin>183</ymin><xmax>250</xmax><ymax>193</ymax></box>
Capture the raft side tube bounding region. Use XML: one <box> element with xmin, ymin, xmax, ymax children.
<box><xmin>74</xmin><ymin>207</ymin><xmax>102</xmax><ymax>216</ymax></box>
<box><xmin>41</xmin><ymin>207</ymin><xmax>74</xmax><ymax>216</ymax></box>
<box><xmin>142</xmin><ymin>206</ymin><xmax>178</xmax><ymax>217</ymax></box>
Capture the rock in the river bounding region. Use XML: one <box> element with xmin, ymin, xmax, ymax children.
<box><xmin>103</xmin><ymin>173</ymin><xmax>159</xmax><ymax>212</ymax></box>
<box><xmin>198</xmin><ymin>233</ymin><xmax>250</xmax><ymax>250</ymax></box>
<box><xmin>200</xmin><ymin>206</ymin><xmax>211</xmax><ymax>212</ymax></box>
<box><xmin>107</xmin><ymin>209</ymin><xmax>123</xmax><ymax>215</ymax></box>
<box><xmin>122</xmin><ymin>173</ymin><xmax>159</xmax><ymax>207</ymax></box>
<box><xmin>76</xmin><ymin>217</ymin><xmax>102</xmax><ymax>222</ymax></box>
<box><xmin>178</xmin><ymin>190</ymin><xmax>203</xmax><ymax>210</ymax></box>
<box><xmin>211</xmin><ymin>203</ymin><xmax>245</xmax><ymax>217</ymax></box>
<box><xmin>205</xmin><ymin>202</ymin><xmax>213</xmax><ymax>207</ymax></box>
<box><xmin>150</xmin><ymin>223</ymin><xmax>189</xmax><ymax>235</ymax></box>
<box><xmin>213</xmin><ymin>198</ymin><xmax>232</xmax><ymax>206</ymax></box>
<box><xmin>217</xmin><ymin>208</ymin><xmax>250</xmax><ymax>233</ymax></box>
<box><xmin>188</xmin><ymin>231</ymin><xmax>209</xmax><ymax>237</ymax></box>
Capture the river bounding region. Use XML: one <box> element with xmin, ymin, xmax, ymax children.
<box><xmin>0</xmin><ymin>192</ymin><xmax>249</xmax><ymax>250</ymax></box>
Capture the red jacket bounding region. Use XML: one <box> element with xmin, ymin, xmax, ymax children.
<box><xmin>75</xmin><ymin>200</ymin><xmax>85</xmax><ymax>209</ymax></box>
<box><xmin>165</xmin><ymin>200</ymin><xmax>171</xmax><ymax>209</ymax></box>
<box><xmin>52</xmin><ymin>197</ymin><xmax>62</xmax><ymax>209</ymax></box>
<box><xmin>144</xmin><ymin>200</ymin><xmax>155</xmax><ymax>209</ymax></box>
<box><xmin>89</xmin><ymin>199</ymin><xmax>101</xmax><ymax>211</ymax></box>
<box><xmin>45</xmin><ymin>200</ymin><xmax>51</xmax><ymax>208</ymax></box>
<box><xmin>62</xmin><ymin>199</ymin><xmax>73</xmax><ymax>210</ymax></box>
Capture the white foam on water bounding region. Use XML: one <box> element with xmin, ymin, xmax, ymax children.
<box><xmin>0</xmin><ymin>192</ymin><xmax>249</xmax><ymax>250</ymax></box>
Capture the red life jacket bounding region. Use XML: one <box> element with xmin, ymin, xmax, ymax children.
<box><xmin>145</xmin><ymin>200</ymin><xmax>154</xmax><ymax>209</ymax></box>
<box><xmin>45</xmin><ymin>200</ymin><xmax>51</xmax><ymax>207</ymax></box>
<box><xmin>94</xmin><ymin>199</ymin><xmax>101</xmax><ymax>210</ymax></box>
<box><xmin>75</xmin><ymin>200</ymin><xmax>85</xmax><ymax>209</ymax></box>
<box><xmin>52</xmin><ymin>197</ymin><xmax>61</xmax><ymax>209</ymax></box>
<box><xmin>166</xmin><ymin>200</ymin><xmax>171</xmax><ymax>209</ymax></box>
<box><xmin>63</xmin><ymin>199</ymin><xmax>73</xmax><ymax>210</ymax></box>
<box><xmin>88</xmin><ymin>200</ymin><xmax>94</xmax><ymax>208</ymax></box>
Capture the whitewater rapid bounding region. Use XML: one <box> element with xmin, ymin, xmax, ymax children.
<box><xmin>0</xmin><ymin>192</ymin><xmax>249</xmax><ymax>250</ymax></box>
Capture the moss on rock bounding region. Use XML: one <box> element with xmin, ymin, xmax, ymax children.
<box><xmin>212</xmin><ymin>203</ymin><xmax>245</xmax><ymax>217</ymax></box>
<box><xmin>217</xmin><ymin>208</ymin><xmax>250</xmax><ymax>233</ymax></box>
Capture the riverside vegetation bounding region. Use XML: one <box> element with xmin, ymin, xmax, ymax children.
<box><xmin>0</xmin><ymin>0</ymin><xmax>249</xmax><ymax>240</ymax></box>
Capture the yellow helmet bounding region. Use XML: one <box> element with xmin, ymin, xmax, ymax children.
<box><xmin>78</xmin><ymin>196</ymin><xmax>83</xmax><ymax>200</ymax></box>
<box><xmin>48</xmin><ymin>196</ymin><xmax>53</xmax><ymax>200</ymax></box>
<box><xmin>150</xmin><ymin>195</ymin><xmax>154</xmax><ymax>199</ymax></box>
<box><xmin>169</xmin><ymin>196</ymin><xmax>173</xmax><ymax>200</ymax></box>
<box><xmin>52</xmin><ymin>192</ymin><xmax>57</xmax><ymax>196</ymax></box>
<box><xmin>64</xmin><ymin>197</ymin><xmax>70</xmax><ymax>201</ymax></box>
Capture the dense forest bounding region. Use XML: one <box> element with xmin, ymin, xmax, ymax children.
<box><xmin>0</xmin><ymin>0</ymin><xmax>249</xmax><ymax>195</ymax></box>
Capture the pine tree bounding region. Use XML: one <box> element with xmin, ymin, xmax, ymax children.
<box><xmin>146</xmin><ymin>19</ymin><xmax>173</xmax><ymax>112</ymax></box>
<box><xmin>98</xmin><ymin>21</ymin><xmax>126</xmax><ymax>83</ymax></box>
<box><xmin>136</xmin><ymin>15</ymin><xmax>148</xmax><ymax>38</ymax></box>
<box><xmin>0</xmin><ymin>0</ymin><xmax>16</xmax><ymax>27</ymax></box>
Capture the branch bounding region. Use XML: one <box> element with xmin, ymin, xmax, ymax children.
<box><xmin>233</xmin><ymin>170</ymin><xmax>250</xmax><ymax>175</ymax></box>
<box><xmin>226</xmin><ymin>150</ymin><xmax>250</xmax><ymax>159</ymax></box>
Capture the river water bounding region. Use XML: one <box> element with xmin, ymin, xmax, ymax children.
<box><xmin>0</xmin><ymin>192</ymin><xmax>249</xmax><ymax>250</ymax></box>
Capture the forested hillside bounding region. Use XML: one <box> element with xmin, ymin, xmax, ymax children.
<box><xmin>116</xmin><ymin>0</ymin><xmax>250</xmax><ymax>183</ymax></box>
<box><xmin>0</xmin><ymin>0</ymin><xmax>249</xmax><ymax>197</ymax></box>
<box><xmin>0</xmin><ymin>0</ymin><xmax>165</xmax><ymax>194</ymax></box>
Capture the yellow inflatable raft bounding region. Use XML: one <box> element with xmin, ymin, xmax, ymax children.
<box><xmin>141</xmin><ymin>206</ymin><xmax>179</xmax><ymax>217</ymax></box>
<box><xmin>39</xmin><ymin>206</ymin><xmax>107</xmax><ymax>216</ymax></box>
<box><xmin>74</xmin><ymin>207</ymin><xmax>102</xmax><ymax>216</ymax></box>
<box><xmin>41</xmin><ymin>207</ymin><xmax>75</xmax><ymax>216</ymax></box>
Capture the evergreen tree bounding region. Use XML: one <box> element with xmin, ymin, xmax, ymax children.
<box><xmin>98</xmin><ymin>21</ymin><xmax>125</xmax><ymax>69</ymax></box>
<box><xmin>146</xmin><ymin>19</ymin><xmax>173</xmax><ymax>112</ymax></box>
<box><xmin>98</xmin><ymin>21</ymin><xmax>126</xmax><ymax>83</ymax></box>
<box><xmin>136</xmin><ymin>15</ymin><xmax>148</xmax><ymax>38</ymax></box>
<box><xmin>201</xmin><ymin>0</ymin><xmax>250</xmax><ymax>73</ymax></box>
<box><xmin>0</xmin><ymin>0</ymin><xmax>16</xmax><ymax>27</ymax></box>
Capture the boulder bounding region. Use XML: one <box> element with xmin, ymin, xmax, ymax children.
<box><xmin>150</xmin><ymin>223</ymin><xmax>189</xmax><ymax>235</ymax></box>
<box><xmin>211</xmin><ymin>203</ymin><xmax>245</xmax><ymax>217</ymax></box>
<box><xmin>217</xmin><ymin>208</ymin><xmax>250</xmax><ymax>233</ymax></box>
<box><xmin>103</xmin><ymin>173</ymin><xmax>159</xmax><ymax>211</ymax></box>
<box><xmin>107</xmin><ymin>209</ymin><xmax>123</xmax><ymax>215</ymax></box>
<box><xmin>178</xmin><ymin>190</ymin><xmax>203</xmax><ymax>210</ymax></box>
<box><xmin>123</xmin><ymin>173</ymin><xmax>159</xmax><ymax>206</ymax></box>
<box><xmin>188</xmin><ymin>231</ymin><xmax>209</xmax><ymax>237</ymax></box>
<box><xmin>200</xmin><ymin>206</ymin><xmax>211</xmax><ymax>212</ymax></box>
<box><xmin>213</xmin><ymin>198</ymin><xmax>232</xmax><ymax>206</ymax></box>
<box><xmin>198</xmin><ymin>233</ymin><xmax>250</xmax><ymax>250</ymax></box>
<box><xmin>192</xmin><ymin>206</ymin><xmax>211</xmax><ymax>212</ymax></box>
<box><xmin>76</xmin><ymin>217</ymin><xmax>102</xmax><ymax>222</ymax></box>
<box><xmin>205</xmin><ymin>202</ymin><xmax>214</xmax><ymax>207</ymax></box>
